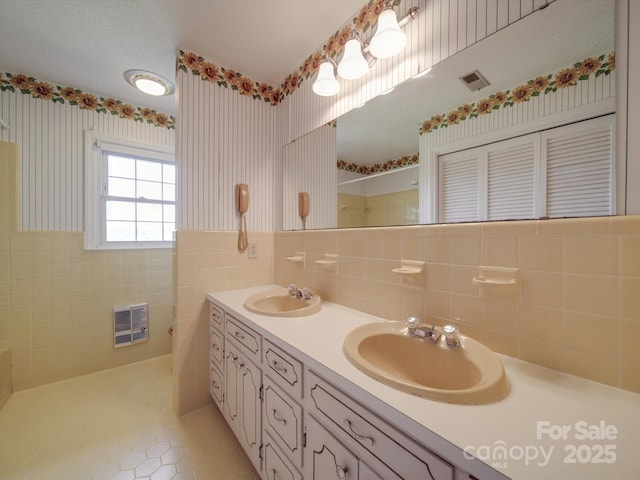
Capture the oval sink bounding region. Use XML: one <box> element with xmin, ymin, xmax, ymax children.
<box><xmin>244</xmin><ymin>288</ymin><xmax>321</xmax><ymax>317</ymax></box>
<box><xmin>343</xmin><ymin>322</ymin><xmax>508</xmax><ymax>404</ymax></box>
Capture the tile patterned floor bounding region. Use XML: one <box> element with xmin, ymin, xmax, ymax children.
<box><xmin>0</xmin><ymin>355</ymin><xmax>260</xmax><ymax>480</ymax></box>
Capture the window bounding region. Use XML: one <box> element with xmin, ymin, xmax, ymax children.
<box><xmin>85</xmin><ymin>132</ymin><xmax>175</xmax><ymax>250</ymax></box>
<box><xmin>438</xmin><ymin>115</ymin><xmax>614</xmax><ymax>223</ymax></box>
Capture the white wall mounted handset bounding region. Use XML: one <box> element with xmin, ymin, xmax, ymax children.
<box><xmin>299</xmin><ymin>191</ymin><xmax>310</xmax><ymax>230</ymax></box>
<box><xmin>237</xmin><ymin>183</ymin><xmax>249</xmax><ymax>252</ymax></box>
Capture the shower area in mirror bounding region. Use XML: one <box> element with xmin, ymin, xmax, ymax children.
<box><xmin>338</xmin><ymin>164</ymin><xmax>419</xmax><ymax>228</ymax></box>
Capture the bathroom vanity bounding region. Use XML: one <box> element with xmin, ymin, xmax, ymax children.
<box><xmin>207</xmin><ymin>286</ymin><xmax>640</xmax><ymax>480</ymax></box>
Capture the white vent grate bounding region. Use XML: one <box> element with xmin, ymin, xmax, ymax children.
<box><xmin>114</xmin><ymin>303</ymin><xmax>149</xmax><ymax>347</ymax></box>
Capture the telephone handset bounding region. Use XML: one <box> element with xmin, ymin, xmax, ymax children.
<box><xmin>237</xmin><ymin>184</ymin><xmax>249</xmax><ymax>252</ymax></box>
<box><xmin>299</xmin><ymin>192</ymin><xmax>309</xmax><ymax>230</ymax></box>
<box><xmin>238</xmin><ymin>183</ymin><xmax>249</xmax><ymax>214</ymax></box>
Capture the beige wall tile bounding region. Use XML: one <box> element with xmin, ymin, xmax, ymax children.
<box><xmin>481</xmin><ymin>236</ymin><xmax>518</xmax><ymax>267</ymax></box>
<box><xmin>565</xmin><ymin>236</ymin><xmax>618</xmax><ymax>274</ymax></box>
<box><xmin>621</xmin><ymin>319</ymin><xmax>640</xmax><ymax>363</ymax></box>
<box><xmin>480</xmin><ymin>330</ymin><xmax>517</xmax><ymax>357</ymax></box>
<box><xmin>518</xmin><ymin>236</ymin><xmax>563</xmax><ymax>271</ymax></box>
<box><xmin>620</xmin><ymin>361</ymin><xmax>640</xmax><ymax>393</ymax></box>
<box><xmin>519</xmin><ymin>305</ymin><xmax>563</xmax><ymax>344</ymax></box>
<box><xmin>450</xmin><ymin>237</ymin><xmax>480</xmax><ymax>266</ymax></box>
<box><xmin>521</xmin><ymin>271</ymin><xmax>563</xmax><ymax>308</ymax></box>
<box><xmin>610</xmin><ymin>215</ymin><xmax>640</xmax><ymax>233</ymax></box>
<box><xmin>563</xmin><ymin>348</ymin><xmax>618</xmax><ymax>386</ymax></box>
<box><xmin>519</xmin><ymin>341</ymin><xmax>563</xmax><ymax>371</ymax></box>
<box><xmin>564</xmin><ymin>311</ymin><xmax>619</xmax><ymax>357</ymax></box>
<box><xmin>481</xmin><ymin>302</ymin><xmax>518</xmax><ymax>335</ymax></box>
<box><xmin>427</xmin><ymin>263</ymin><xmax>451</xmax><ymax>291</ymax></box>
<box><xmin>424</xmin><ymin>237</ymin><xmax>450</xmax><ymax>263</ymax></box>
<box><xmin>538</xmin><ymin>217</ymin><xmax>610</xmax><ymax>235</ymax></box>
<box><xmin>621</xmin><ymin>236</ymin><xmax>640</xmax><ymax>276</ymax></box>
<box><xmin>451</xmin><ymin>294</ymin><xmax>481</xmax><ymax>326</ymax></box>
<box><xmin>565</xmin><ymin>274</ymin><xmax>618</xmax><ymax>316</ymax></box>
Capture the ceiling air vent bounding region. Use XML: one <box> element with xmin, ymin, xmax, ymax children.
<box><xmin>459</xmin><ymin>70</ymin><xmax>490</xmax><ymax>92</ymax></box>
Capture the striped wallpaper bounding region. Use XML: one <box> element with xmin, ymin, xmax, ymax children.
<box><xmin>281</xmin><ymin>124</ymin><xmax>336</xmax><ymax>230</ymax></box>
<box><xmin>178</xmin><ymin>0</ymin><xmax>548</xmax><ymax>231</ymax></box>
<box><xmin>0</xmin><ymin>89</ymin><xmax>175</xmax><ymax>231</ymax></box>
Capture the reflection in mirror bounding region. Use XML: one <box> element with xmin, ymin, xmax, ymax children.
<box><xmin>337</xmin><ymin>165</ymin><xmax>419</xmax><ymax>228</ymax></box>
<box><xmin>281</xmin><ymin>0</ymin><xmax>615</xmax><ymax>231</ymax></box>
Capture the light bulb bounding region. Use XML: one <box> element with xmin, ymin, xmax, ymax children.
<box><xmin>369</xmin><ymin>8</ymin><xmax>406</xmax><ymax>59</ymax></box>
<box><xmin>312</xmin><ymin>61</ymin><xmax>340</xmax><ymax>96</ymax></box>
<box><xmin>337</xmin><ymin>39</ymin><xmax>369</xmax><ymax>80</ymax></box>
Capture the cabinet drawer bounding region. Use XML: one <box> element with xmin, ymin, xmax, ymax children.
<box><xmin>209</xmin><ymin>302</ymin><xmax>224</xmax><ymax>329</ymax></box>
<box><xmin>210</xmin><ymin>327</ymin><xmax>224</xmax><ymax>368</ymax></box>
<box><xmin>209</xmin><ymin>362</ymin><xmax>223</xmax><ymax>409</ymax></box>
<box><xmin>264</xmin><ymin>339</ymin><xmax>303</xmax><ymax>399</ymax></box>
<box><xmin>225</xmin><ymin>314</ymin><xmax>261</xmax><ymax>363</ymax></box>
<box><xmin>306</xmin><ymin>370</ymin><xmax>454</xmax><ymax>480</ymax></box>
<box><xmin>264</xmin><ymin>377</ymin><xmax>303</xmax><ymax>468</ymax></box>
<box><xmin>263</xmin><ymin>432</ymin><xmax>302</xmax><ymax>480</ymax></box>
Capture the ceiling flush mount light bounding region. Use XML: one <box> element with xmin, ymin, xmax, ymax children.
<box><xmin>369</xmin><ymin>6</ymin><xmax>406</xmax><ymax>59</ymax></box>
<box><xmin>124</xmin><ymin>70</ymin><xmax>175</xmax><ymax>96</ymax></box>
<box><xmin>337</xmin><ymin>38</ymin><xmax>369</xmax><ymax>80</ymax></box>
<box><xmin>312</xmin><ymin>60</ymin><xmax>341</xmax><ymax>96</ymax></box>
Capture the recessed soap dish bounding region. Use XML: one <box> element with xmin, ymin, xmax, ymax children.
<box><xmin>392</xmin><ymin>260</ymin><xmax>425</xmax><ymax>277</ymax></box>
<box><xmin>472</xmin><ymin>266</ymin><xmax>520</xmax><ymax>301</ymax></box>
<box><xmin>315</xmin><ymin>253</ymin><xmax>337</xmax><ymax>271</ymax></box>
<box><xmin>286</xmin><ymin>252</ymin><xmax>306</xmax><ymax>268</ymax></box>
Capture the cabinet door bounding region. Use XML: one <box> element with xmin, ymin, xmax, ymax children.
<box><xmin>223</xmin><ymin>347</ymin><xmax>240</xmax><ymax>427</ymax></box>
<box><xmin>239</xmin><ymin>354</ymin><xmax>262</xmax><ymax>472</ymax></box>
<box><xmin>305</xmin><ymin>415</ymin><xmax>358</xmax><ymax>480</ymax></box>
<box><xmin>210</xmin><ymin>362</ymin><xmax>224</xmax><ymax>409</ymax></box>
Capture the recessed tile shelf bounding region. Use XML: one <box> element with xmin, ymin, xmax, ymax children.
<box><xmin>392</xmin><ymin>260</ymin><xmax>425</xmax><ymax>277</ymax></box>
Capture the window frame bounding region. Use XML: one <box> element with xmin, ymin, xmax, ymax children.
<box><xmin>84</xmin><ymin>131</ymin><xmax>176</xmax><ymax>250</ymax></box>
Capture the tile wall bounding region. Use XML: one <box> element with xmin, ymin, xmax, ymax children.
<box><xmin>0</xmin><ymin>143</ymin><xmax>173</xmax><ymax>390</ymax></box>
<box><xmin>275</xmin><ymin>216</ymin><xmax>640</xmax><ymax>393</ymax></box>
<box><xmin>173</xmin><ymin>230</ymin><xmax>274</xmax><ymax>414</ymax></box>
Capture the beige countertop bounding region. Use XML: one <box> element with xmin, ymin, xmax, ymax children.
<box><xmin>208</xmin><ymin>285</ymin><xmax>640</xmax><ymax>480</ymax></box>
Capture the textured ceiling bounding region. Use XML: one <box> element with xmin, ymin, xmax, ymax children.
<box><xmin>0</xmin><ymin>0</ymin><xmax>364</xmax><ymax>114</ymax></box>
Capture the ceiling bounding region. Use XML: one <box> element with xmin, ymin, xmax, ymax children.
<box><xmin>0</xmin><ymin>0</ymin><xmax>364</xmax><ymax>115</ymax></box>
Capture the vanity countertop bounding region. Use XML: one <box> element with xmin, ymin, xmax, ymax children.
<box><xmin>207</xmin><ymin>285</ymin><xmax>640</xmax><ymax>480</ymax></box>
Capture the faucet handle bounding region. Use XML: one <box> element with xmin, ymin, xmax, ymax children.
<box><xmin>443</xmin><ymin>325</ymin><xmax>460</xmax><ymax>348</ymax></box>
<box><xmin>301</xmin><ymin>287</ymin><xmax>312</xmax><ymax>300</ymax></box>
<box><xmin>288</xmin><ymin>283</ymin><xmax>298</xmax><ymax>296</ymax></box>
<box><xmin>405</xmin><ymin>316</ymin><xmax>420</xmax><ymax>330</ymax></box>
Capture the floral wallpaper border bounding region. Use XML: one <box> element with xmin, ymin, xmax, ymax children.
<box><xmin>0</xmin><ymin>72</ymin><xmax>175</xmax><ymax>129</ymax></box>
<box><xmin>177</xmin><ymin>0</ymin><xmax>394</xmax><ymax>105</ymax></box>
<box><xmin>338</xmin><ymin>153</ymin><xmax>418</xmax><ymax>175</ymax></box>
<box><xmin>419</xmin><ymin>52</ymin><xmax>615</xmax><ymax>135</ymax></box>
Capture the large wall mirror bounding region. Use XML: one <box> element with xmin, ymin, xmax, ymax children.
<box><xmin>281</xmin><ymin>0</ymin><xmax>615</xmax><ymax>231</ymax></box>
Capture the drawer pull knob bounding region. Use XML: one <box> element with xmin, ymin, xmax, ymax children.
<box><xmin>272</xmin><ymin>361</ymin><xmax>288</xmax><ymax>373</ymax></box>
<box><xmin>344</xmin><ymin>419</ymin><xmax>374</xmax><ymax>445</ymax></box>
<box><xmin>234</xmin><ymin>331</ymin><xmax>245</xmax><ymax>339</ymax></box>
<box><xmin>271</xmin><ymin>468</ymin><xmax>278</xmax><ymax>480</ymax></box>
<box><xmin>271</xmin><ymin>409</ymin><xmax>287</xmax><ymax>425</ymax></box>
<box><xmin>212</xmin><ymin>344</ymin><xmax>220</xmax><ymax>351</ymax></box>
<box><xmin>211</xmin><ymin>382</ymin><xmax>220</xmax><ymax>390</ymax></box>
<box><xmin>336</xmin><ymin>465</ymin><xmax>349</xmax><ymax>480</ymax></box>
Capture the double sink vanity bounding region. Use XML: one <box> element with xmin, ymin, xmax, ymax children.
<box><xmin>207</xmin><ymin>285</ymin><xmax>640</xmax><ymax>480</ymax></box>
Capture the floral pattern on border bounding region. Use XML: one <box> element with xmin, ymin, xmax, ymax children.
<box><xmin>177</xmin><ymin>0</ymin><xmax>399</xmax><ymax>105</ymax></box>
<box><xmin>0</xmin><ymin>72</ymin><xmax>175</xmax><ymax>129</ymax></box>
<box><xmin>419</xmin><ymin>52</ymin><xmax>615</xmax><ymax>135</ymax></box>
<box><xmin>338</xmin><ymin>153</ymin><xmax>418</xmax><ymax>175</ymax></box>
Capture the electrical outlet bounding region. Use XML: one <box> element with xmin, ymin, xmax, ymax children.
<box><xmin>248</xmin><ymin>242</ymin><xmax>258</xmax><ymax>259</ymax></box>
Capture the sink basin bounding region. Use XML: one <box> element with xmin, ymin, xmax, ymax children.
<box><xmin>244</xmin><ymin>288</ymin><xmax>321</xmax><ymax>317</ymax></box>
<box><xmin>343</xmin><ymin>321</ymin><xmax>508</xmax><ymax>404</ymax></box>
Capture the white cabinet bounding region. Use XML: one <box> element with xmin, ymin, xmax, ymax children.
<box><xmin>224</xmin><ymin>334</ymin><xmax>263</xmax><ymax>473</ymax></box>
<box><xmin>209</xmin><ymin>304</ymin><xmax>225</xmax><ymax>411</ymax></box>
<box><xmin>305</xmin><ymin>369</ymin><xmax>454</xmax><ymax>480</ymax></box>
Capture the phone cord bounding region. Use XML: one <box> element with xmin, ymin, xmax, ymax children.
<box><xmin>238</xmin><ymin>213</ymin><xmax>248</xmax><ymax>252</ymax></box>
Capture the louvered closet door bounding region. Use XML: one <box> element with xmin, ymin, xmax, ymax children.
<box><xmin>486</xmin><ymin>134</ymin><xmax>539</xmax><ymax>221</ymax></box>
<box><xmin>542</xmin><ymin>115</ymin><xmax>615</xmax><ymax>218</ymax></box>
<box><xmin>438</xmin><ymin>147</ymin><xmax>481</xmax><ymax>223</ymax></box>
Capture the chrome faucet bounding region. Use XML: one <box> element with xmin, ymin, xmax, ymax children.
<box><xmin>404</xmin><ymin>317</ymin><xmax>461</xmax><ymax>348</ymax></box>
<box><xmin>404</xmin><ymin>317</ymin><xmax>441</xmax><ymax>344</ymax></box>
<box><xmin>288</xmin><ymin>284</ymin><xmax>313</xmax><ymax>301</ymax></box>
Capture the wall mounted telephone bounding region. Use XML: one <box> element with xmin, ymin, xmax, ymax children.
<box><xmin>299</xmin><ymin>192</ymin><xmax>309</xmax><ymax>230</ymax></box>
<box><xmin>237</xmin><ymin>184</ymin><xmax>249</xmax><ymax>252</ymax></box>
